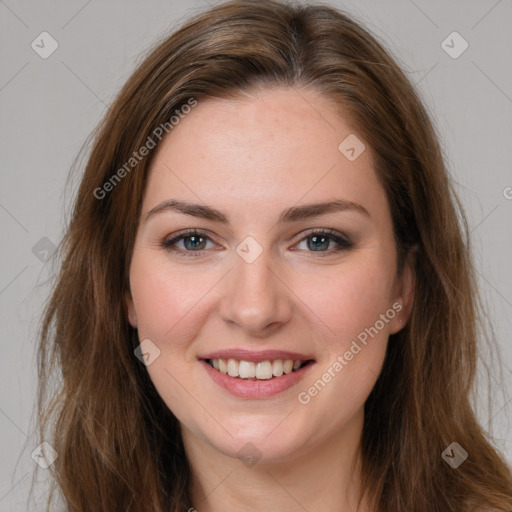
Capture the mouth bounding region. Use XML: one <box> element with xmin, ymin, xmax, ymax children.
<box><xmin>198</xmin><ymin>350</ymin><xmax>316</xmax><ymax>399</ymax></box>
<box><xmin>205</xmin><ymin>357</ymin><xmax>314</xmax><ymax>380</ymax></box>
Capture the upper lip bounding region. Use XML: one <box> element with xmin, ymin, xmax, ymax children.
<box><xmin>198</xmin><ymin>349</ymin><xmax>315</xmax><ymax>363</ymax></box>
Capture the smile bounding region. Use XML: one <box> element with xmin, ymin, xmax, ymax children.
<box><xmin>206</xmin><ymin>358</ymin><xmax>311</xmax><ymax>380</ymax></box>
<box><xmin>198</xmin><ymin>350</ymin><xmax>316</xmax><ymax>399</ymax></box>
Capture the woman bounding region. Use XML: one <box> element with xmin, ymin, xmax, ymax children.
<box><xmin>35</xmin><ymin>1</ymin><xmax>512</xmax><ymax>510</ymax></box>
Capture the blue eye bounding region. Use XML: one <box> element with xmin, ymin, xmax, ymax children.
<box><xmin>161</xmin><ymin>230</ymin><xmax>214</xmax><ymax>256</ymax></box>
<box><xmin>293</xmin><ymin>230</ymin><xmax>353</xmax><ymax>252</ymax></box>
<box><xmin>161</xmin><ymin>228</ymin><xmax>353</xmax><ymax>257</ymax></box>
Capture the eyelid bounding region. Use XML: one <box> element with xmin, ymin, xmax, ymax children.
<box><xmin>294</xmin><ymin>227</ymin><xmax>351</xmax><ymax>243</ymax></box>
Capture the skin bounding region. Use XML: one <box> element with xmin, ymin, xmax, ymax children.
<box><xmin>125</xmin><ymin>87</ymin><xmax>415</xmax><ymax>512</ymax></box>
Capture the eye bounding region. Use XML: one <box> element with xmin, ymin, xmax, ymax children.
<box><xmin>161</xmin><ymin>228</ymin><xmax>354</xmax><ymax>257</ymax></box>
<box><xmin>293</xmin><ymin>229</ymin><xmax>354</xmax><ymax>254</ymax></box>
<box><xmin>161</xmin><ymin>229</ymin><xmax>218</xmax><ymax>257</ymax></box>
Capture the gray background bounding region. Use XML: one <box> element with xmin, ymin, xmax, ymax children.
<box><xmin>1</xmin><ymin>0</ymin><xmax>511</xmax><ymax>509</ymax></box>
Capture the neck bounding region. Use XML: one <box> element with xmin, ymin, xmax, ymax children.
<box><xmin>182</xmin><ymin>409</ymin><xmax>370</xmax><ymax>512</ymax></box>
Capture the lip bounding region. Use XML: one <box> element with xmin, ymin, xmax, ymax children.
<box><xmin>198</xmin><ymin>348</ymin><xmax>315</xmax><ymax>363</ymax></box>
<box><xmin>199</xmin><ymin>358</ymin><xmax>315</xmax><ymax>399</ymax></box>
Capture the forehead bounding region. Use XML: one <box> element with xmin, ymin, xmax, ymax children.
<box><xmin>143</xmin><ymin>87</ymin><xmax>387</xmax><ymax>223</ymax></box>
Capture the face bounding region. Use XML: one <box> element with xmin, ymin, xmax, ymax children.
<box><xmin>126</xmin><ymin>87</ymin><xmax>414</xmax><ymax>464</ymax></box>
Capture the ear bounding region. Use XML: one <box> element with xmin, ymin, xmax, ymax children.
<box><xmin>388</xmin><ymin>245</ymin><xmax>417</xmax><ymax>335</ymax></box>
<box><xmin>125</xmin><ymin>291</ymin><xmax>138</xmax><ymax>328</ymax></box>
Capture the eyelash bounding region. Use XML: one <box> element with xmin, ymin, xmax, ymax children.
<box><xmin>160</xmin><ymin>228</ymin><xmax>354</xmax><ymax>258</ymax></box>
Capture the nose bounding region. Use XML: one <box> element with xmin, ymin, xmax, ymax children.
<box><xmin>219</xmin><ymin>246</ymin><xmax>293</xmax><ymax>337</ymax></box>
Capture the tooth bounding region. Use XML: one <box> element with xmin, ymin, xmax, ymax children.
<box><xmin>272</xmin><ymin>359</ymin><xmax>284</xmax><ymax>377</ymax></box>
<box><xmin>256</xmin><ymin>361</ymin><xmax>273</xmax><ymax>379</ymax></box>
<box><xmin>227</xmin><ymin>358</ymin><xmax>239</xmax><ymax>377</ymax></box>
<box><xmin>212</xmin><ymin>357</ymin><xmax>306</xmax><ymax>377</ymax></box>
<box><xmin>218</xmin><ymin>359</ymin><xmax>228</xmax><ymax>374</ymax></box>
<box><xmin>283</xmin><ymin>360</ymin><xmax>293</xmax><ymax>374</ymax></box>
<box><xmin>239</xmin><ymin>360</ymin><xmax>256</xmax><ymax>378</ymax></box>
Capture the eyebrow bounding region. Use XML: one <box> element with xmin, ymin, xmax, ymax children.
<box><xmin>144</xmin><ymin>199</ymin><xmax>370</xmax><ymax>224</ymax></box>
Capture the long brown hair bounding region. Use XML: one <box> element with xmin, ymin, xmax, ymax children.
<box><xmin>34</xmin><ymin>1</ymin><xmax>512</xmax><ymax>510</ymax></box>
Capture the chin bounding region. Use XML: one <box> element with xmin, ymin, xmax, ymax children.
<box><xmin>214</xmin><ymin>432</ymin><xmax>306</xmax><ymax>465</ymax></box>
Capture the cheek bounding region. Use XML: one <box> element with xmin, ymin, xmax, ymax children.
<box><xmin>293</xmin><ymin>263</ymin><xmax>393</xmax><ymax>428</ymax></box>
<box><xmin>128</xmin><ymin>255</ymin><xmax>209</xmax><ymax>421</ymax></box>
<box><xmin>295</xmin><ymin>256</ymin><xmax>395</xmax><ymax>347</ymax></box>
<box><xmin>129</xmin><ymin>254</ymin><xmax>214</xmax><ymax>344</ymax></box>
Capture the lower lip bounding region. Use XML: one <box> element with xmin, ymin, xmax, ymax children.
<box><xmin>200</xmin><ymin>360</ymin><xmax>314</xmax><ymax>399</ymax></box>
